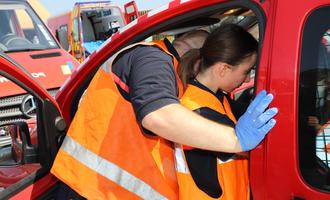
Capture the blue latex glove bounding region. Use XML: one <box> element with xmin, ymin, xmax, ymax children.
<box><xmin>235</xmin><ymin>90</ymin><xmax>278</xmax><ymax>151</ymax></box>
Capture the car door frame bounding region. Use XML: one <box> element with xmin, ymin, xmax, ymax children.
<box><xmin>250</xmin><ymin>0</ymin><xmax>330</xmax><ymax>199</ymax></box>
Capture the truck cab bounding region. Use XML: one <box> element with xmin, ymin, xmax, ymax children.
<box><xmin>0</xmin><ymin>0</ymin><xmax>330</xmax><ymax>199</ymax></box>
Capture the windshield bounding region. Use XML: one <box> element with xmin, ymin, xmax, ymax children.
<box><xmin>0</xmin><ymin>2</ymin><xmax>59</xmax><ymax>53</ymax></box>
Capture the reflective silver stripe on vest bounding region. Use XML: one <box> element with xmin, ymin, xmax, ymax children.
<box><xmin>61</xmin><ymin>135</ymin><xmax>168</xmax><ymax>200</ymax></box>
<box><xmin>174</xmin><ymin>144</ymin><xmax>189</xmax><ymax>174</ymax></box>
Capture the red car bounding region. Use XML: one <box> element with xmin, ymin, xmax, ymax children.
<box><xmin>0</xmin><ymin>0</ymin><xmax>330</xmax><ymax>199</ymax></box>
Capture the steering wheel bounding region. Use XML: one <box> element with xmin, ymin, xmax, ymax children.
<box><xmin>0</xmin><ymin>33</ymin><xmax>16</xmax><ymax>42</ymax></box>
<box><xmin>0</xmin><ymin>33</ymin><xmax>32</xmax><ymax>46</ymax></box>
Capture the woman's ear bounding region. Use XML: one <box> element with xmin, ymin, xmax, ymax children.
<box><xmin>216</xmin><ymin>62</ymin><xmax>230</xmax><ymax>77</ymax></box>
<box><xmin>193</xmin><ymin>58</ymin><xmax>201</xmax><ymax>76</ymax></box>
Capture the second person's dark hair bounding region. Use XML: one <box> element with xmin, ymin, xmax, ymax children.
<box><xmin>179</xmin><ymin>23</ymin><xmax>258</xmax><ymax>87</ymax></box>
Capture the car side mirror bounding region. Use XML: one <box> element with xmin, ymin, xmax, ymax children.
<box><xmin>0</xmin><ymin>122</ymin><xmax>38</xmax><ymax>166</ymax></box>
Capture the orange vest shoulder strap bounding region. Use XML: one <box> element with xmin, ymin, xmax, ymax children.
<box><xmin>180</xmin><ymin>84</ymin><xmax>237</xmax><ymax>123</ymax></box>
<box><xmin>149</xmin><ymin>40</ymin><xmax>182</xmax><ymax>96</ymax></box>
<box><xmin>102</xmin><ymin>40</ymin><xmax>183</xmax><ymax>97</ymax></box>
<box><xmin>180</xmin><ymin>84</ymin><xmax>226</xmax><ymax>114</ymax></box>
<box><xmin>152</xmin><ymin>40</ymin><xmax>179</xmax><ymax>70</ymax></box>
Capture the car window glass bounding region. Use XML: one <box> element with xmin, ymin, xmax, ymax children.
<box><xmin>299</xmin><ymin>5</ymin><xmax>330</xmax><ymax>191</ymax></box>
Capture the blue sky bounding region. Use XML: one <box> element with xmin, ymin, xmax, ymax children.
<box><xmin>39</xmin><ymin>0</ymin><xmax>172</xmax><ymax>16</ymax></box>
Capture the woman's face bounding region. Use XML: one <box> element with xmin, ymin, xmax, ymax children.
<box><xmin>221</xmin><ymin>53</ymin><xmax>256</xmax><ymax>93</ymax></box>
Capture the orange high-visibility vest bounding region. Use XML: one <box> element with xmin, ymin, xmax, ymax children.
<box><xmin>175</xmin><ymin>84</ymin><xmax>249</xmax><ymax>200</ymax></box>
<box><xmin>51</xmin><ymin>41</ymin><xmax>183</xmax><ymax>200</ymax></box>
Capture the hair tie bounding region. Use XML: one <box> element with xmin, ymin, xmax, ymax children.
<box><xmin>198</xmin><ymin>48</ymin><xmax>203</xmax><ymax>57</ymax></box>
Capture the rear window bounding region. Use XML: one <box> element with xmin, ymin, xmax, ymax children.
<box><xmin>299</xmin><ymin>5</ymin><xmax>330</xmax><ymax>192</ymax></box>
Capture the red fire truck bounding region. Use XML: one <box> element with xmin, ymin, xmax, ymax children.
<box><xmin>0</xmin><ymin>0</ymin><xmax>330</xmax><ymax>199</ymax></box>
<box><xmin>0</xmin><ymin>0</ymin><xmax>79</xmax><ymax>150</ymax></box>
<box><xmin>48</xmin><ymin>1</ymin><xmax>139</xmax><ymax>62</ymax></box>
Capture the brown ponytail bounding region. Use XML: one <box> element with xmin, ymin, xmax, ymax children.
<box><xmin>179</xmin><ymin>48</ymin><xmax>201</xmax><ymax>88</ymax></box>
